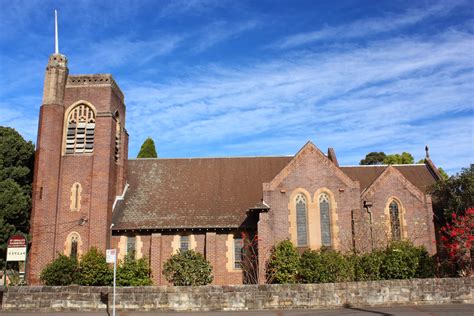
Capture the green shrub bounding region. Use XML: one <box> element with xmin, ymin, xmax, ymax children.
<box><xmin>40</xmin><ymin>254</ymin><xmax>78</xmax><ymax>285</ymax></box>
<box><xmin>299</xmin><ymin>248</ymin><xmax>354</xmax><ymax>283</ymax></box>
<box><xmin>414</xmin><ymin>246</ymin><xmax>436</xmax><ymax>278</ymax></box>
<box><xmin>162</xmin><ymin>250</ymin><xmax>213</xmax><ymax>286</ymax></box>
<box><xmin>266</xmin><ymin>240</ymin><xmax>300</xmax><ymax>284</ymax></box>
<box><xmin>78</xmin><ymin>247</ymin><xmax>113</xmax><ymax>286</ymax></box>
<box><xmin>353</xmin><ymin>250</ymin><xmax>385</xmax><ymax>281</ymax></box>
<box><xmin>117</xmin><ymin>253</ymin><xmax>153</xmax><ymax>286</ymax></box>
<box><xmin>381</xmin><ymin>241</ymin><xmax>421</xmax><ymax>279</ymax></box>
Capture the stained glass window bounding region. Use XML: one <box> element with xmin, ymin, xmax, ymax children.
<box><xmin>234</xmin><ymin>237</ymin><xmax>243</xmax><ymax>269</ymax></box>
<box><xmin>319</xmin><ymin>193</ymin><xmax>332</xmax><ymax>247</ymax></box>
<box><xmin>296</xmin><ymin>194</ymin><xmax>308</xmax><ymax>246</ymax></box>
<box><xmin>127</xmin><ymin>236</ymin><xmax>136</xmax><ymax>257</ymax></box>
<box><xmin>180</xmin><ymin>235</ymin><xmax>189</xmax><ymax>252</ymax></box>
<box><xmin>389</xmin><ymin>201</ymin><xmax>401</xmax><ymax>240</ymax></box>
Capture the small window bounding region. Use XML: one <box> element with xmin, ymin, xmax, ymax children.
<box><xmin>295</xmin><ymin>194</ymin><xmax>308</xmax><ymax>246</ymax></box>
<box><xmin>180</xmin><ymin>235</ymin><xmax>189</xmax><ymax>252</ymax></box>
<box><xmin>234</xmin><ymin>237</ymin><xmax>244</xmax><ymax>269</ymax></box>
<box><xmin>114</xmin><ymin>114</ymin><xmax>121</xmax><ymax>162</ymax></box>
<box><xmin>71</xmin><ymin>236</ymin><xmax>78</xmax><ymax>259</ymax></box>
<box><xmin>319</xmin><ymin>193</ymin><xmax>332</xmax><ymax>247</ymax></box>
<box><xmin>126</xmin><ymin>236</ymin><xmax>136</xmax><ymax>257</ymax></box>
<box><xmin>389</xmin><ymin>201</ymin><xmax>401</xmax><ymax>240</ymax></box>
<box><xmin>70</xmin><ymin>182</ymin><xmax>82</xmax><ymax>211</ymax></box>
<box><xmin>65</xmin><ymin>104</ymin><xmax>95</xmax><ymax>154</ymax></box>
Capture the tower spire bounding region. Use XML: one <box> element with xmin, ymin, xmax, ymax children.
<box><xmin>54</xmin><ymin>10</ymin><xmax>59</xmax><ymax>54</ymax></box>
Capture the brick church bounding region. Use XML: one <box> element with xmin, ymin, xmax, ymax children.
<box><xmin>27</xmin><ymin>48</ymin><xmax>442</xmax><ymax>285</ymax></box>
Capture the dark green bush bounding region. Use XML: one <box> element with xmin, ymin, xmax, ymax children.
<box><xmin>381</xmin><ymin>241</ymin><xmax>421</xmax><ymax>279</ymax></box>
<box><xmin>40</xmin><ymin>254</ymin><xmax>78</xmax><ymax>285</ymax></box>
<box><xmin>353</xmin><ymin>250</ymin><xmax>385</xmax><ymax>281</ymax></box>
<box><xmin>117</xmin><ymin>253</ymin><xmax>153</xmax><ymax>286</ymax></box>
<box><xmin>266</xmin><ymin>240</ymin><xmax>300</xmax><ymax>284</ymax></box>
<box><xmin>414</xmin><ymin>246</ymin><xmax>436</xmax><ymax>278</ymax></box>
<box><xmin>162</xmin><ymin>250</ymin><xmax>213</xmax><ymax>286</ymax></box>
<box><xmin>78</xmin><ymin>247</ymin><xmax>113</xmax><ymax>286</ymax></box>
<box><xmin>299</xmin><ymin>248</ymin><xmax>354</xmax><ymax>283</ymax></box>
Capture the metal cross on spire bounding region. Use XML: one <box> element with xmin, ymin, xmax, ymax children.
<box><xmin>54</xmin><ymin>10</ymin><xmax>59</xmax><ymax>54</ymax></box>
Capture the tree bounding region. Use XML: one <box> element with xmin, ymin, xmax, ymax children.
<box><xmin>162</xmin><ymin>250</ymin><xmax>213</xmax><ymax>286</ymax></box>
<box><xmin>360</xmin><ymin>152</ymin><xmax>386</xmax><ymax>165</ymax></box>
<box><xmin>137</xmin><ymin>137</ymin><xmax>158</xmax><ymax>158</ymax></box>
<box><xmin>440</xmin><ymin>208</ymin><xmax>474</xmax><ymax>276</ymax></box>
<box><xmin>39</xmin><ymin>254</ymin><xmax>79</xmax><ymax>285</ymax></box>
<box><xmin>265</xmin><ymin>240</ymin><xmax>300</xmax><ymax>284</ymax></box>
<box><xmin>117</xmin><ymin>253</ymin><xmax>153</xmax><ymax>286</ymax></box>
<box><xmin>0</xmin><ymin>127</ymin><xmax>35</xmax><ymax>268</ymax></box>
<box><xmin>383</xmin><ymin>152</ymin><xmax>414</xmax><ymax>165</ymax></box>
<box><xmin>78</xmin><ymin>247</ymin><xmax>113</xmax><ymax>286</ymax></box>
<box><xmin>430</xmin><ymin>167</ymin><xmax>474</xmax><ymax>222</ymax></box>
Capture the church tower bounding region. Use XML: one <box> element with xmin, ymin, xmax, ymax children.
<box><xmin>27</xmin><ymin>12</ymin><xmax>128</xmax><ymax>284</ymax></box>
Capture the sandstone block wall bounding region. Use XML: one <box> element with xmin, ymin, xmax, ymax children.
<box><xmin>1</xmin><ymin>278</ymin><xmax>472</xmax><ymax>312</ymax></box>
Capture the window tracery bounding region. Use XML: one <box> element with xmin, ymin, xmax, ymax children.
<box><xmin>319</xmin><ymin>193</ymin><xmax>332</xmax><ymax>247</ymax></box>
<box><xmin>65</xmin><ymin>104</ymin><xmax>95</xmax><ymax>154</ymax></box>
<box><xmin>295</xmin><ymin>193</ymin><xmax>308</xmax><ymax>246</ymax></box>
<box><xmin>389</xmin><ymin>200</ymin><xmax>401</xmax><ymax>240</ymax></box>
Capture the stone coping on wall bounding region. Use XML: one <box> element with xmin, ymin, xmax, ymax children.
<box><xmin>1</xmin><ymin>278</ymin><xmax>472</xmax><ymax>312</ymax></box>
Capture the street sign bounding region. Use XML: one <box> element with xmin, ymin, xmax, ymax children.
<box><xmin>6</xmin><ymin>235</ymin><xmax>27</xmax><ymax>262</ymax></box>
<box><xmin>106</xmin><ymin>249</ymin><xmax>116</xmax><ymax>263</ymax></box>
<box><xmin>106</xmin><ymin>249</ymin><xmax>117</xmax><ymax>316</ymax></box>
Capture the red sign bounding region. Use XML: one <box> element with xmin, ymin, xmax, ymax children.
<box><xmin>7</xmin><ymin>235</ymin><xmax>26</xmax><ymax>248</ymax></box>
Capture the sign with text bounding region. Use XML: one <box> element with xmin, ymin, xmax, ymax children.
<box><xmin>6</xmin><ymin>235</ymin><xmax>27</xmax><ymax>262</ymax></box>
<box><xmin>106</xmin><ymin>249</ymin><xmax>117</xmax><ymax>263</ymax></box>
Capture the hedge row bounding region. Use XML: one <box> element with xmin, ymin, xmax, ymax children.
<box><xmin>266</xmin><ymin>240</ymin><xmax>435</xmax><ymax>284</ymax></box>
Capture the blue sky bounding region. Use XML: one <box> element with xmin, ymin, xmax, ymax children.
<box><xmin>0</xmin><ymin>0</ymin><xmax>473</xmax><ymax>174</ymax></box>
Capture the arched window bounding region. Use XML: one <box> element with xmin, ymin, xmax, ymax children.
<box><xmin>71</xmin><ymin>234</ymin><xmax>78</xmax><ymax>259</ymax></box>
<box><xmin>66</xmin><ymin>232</ymin><xmax>81</xmax><ymax>258</ymax></box>
<box><xmin>70</xmin><ymin>182</ymin><xmax>82</xmax><ymax>212</ymax></box>
<box><xmin>295</xmin><ymin>194</ymin><xmax>308</xmax><ymax>246</ymax></box>
<box><xmin>319</xmin><ymin>193</ymin><xmax>332</xmax><ymax>247</ymax></box>
<box><xmin>389</xmin><ymin>201</ymin><xmax>401</xmax><ymax>240</ymax></box>
<box><xmin>65</xmin><ymin>104</ymin><xmax>95</xmax><ymax>154</ymax></box>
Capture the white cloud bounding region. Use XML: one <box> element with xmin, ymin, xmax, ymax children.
<box><xmin>122</xmin><ymin>30</ymin><xmax>473</xmax><ymax>173</ymax></box>
<box><xmin>274</xmin><ymin>1</ymin><xmax>466</xmax><ymax>49</ymax></box>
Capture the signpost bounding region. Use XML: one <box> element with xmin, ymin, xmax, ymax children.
<box><xmin>106</xmin><ymin>249</ymin><xmax>117</xmax><ymax>316</ymax></box>
<box><xmin>4</xmin><ymin>235</ymin><xmax>27</xmax><ymax>286</ymax></box>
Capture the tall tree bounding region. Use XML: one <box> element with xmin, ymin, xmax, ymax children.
<box><xmin>137</xmin><ymin>137</ymin><xmax>158</xmax><ymax>158</ymax></box>
<box><xmin>430</xmin><ymin>167</ymin><xmax>474</xmax><ymax>223</ymax></box>
<box><xmin>383</xmin><ymin>152</ymin><xmax>414</xmax><ymax>165</ymax></box>
<box><xmin>360</xmin><ymin>152</ymin><xmax>386</xmax><ymax>165</ymax></box>
<box><xmin>0</xmin><ymin>127</ymin><xmax>35</xmax><ymax>267</ymax></box>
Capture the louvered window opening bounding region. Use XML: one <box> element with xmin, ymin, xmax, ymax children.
<box><xmin>319</xmin><ymin>193</ymin><xmax>332</xmax><ymax>247</ymax></box>
<box><xmin>180</xmin><ymin>235</ymin><xmax>189</xmax><ymax>252</ymax></box>
<box><xmin>390</xmin><ymin>201</ymin><xmax>401</xmax><ymax>240</ymax></box>
<box><xmin>296</xmin><ymin>194</ymin><xmax>308</xmax><ymax>247</ymax></box>
<box><xmin>234</xmin><ymin>237</ymin><xmax>243</xmax><ymax>269</ymax></box>
<box><xmin>66</xmin><ymin>104</ymin><xmax>95</xmax><ymax>154</ymax></box>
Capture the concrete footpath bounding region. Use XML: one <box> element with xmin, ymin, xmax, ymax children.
<box><xmin>0</xmin><ymin>304</ymin><xmax>473</xmax><ymax>315</ymax></box>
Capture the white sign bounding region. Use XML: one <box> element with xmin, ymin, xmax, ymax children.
<box><xmin>7</xmin><ymin>247</ymin><xmax>27</xmax><ymax>261</ymax></box>
<box><xmin>106</xmin><ymin>249</ymin><xmax>116</xmax><ymax>263</ymax></box>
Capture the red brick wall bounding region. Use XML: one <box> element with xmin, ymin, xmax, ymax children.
<box><xmin>360</xmin><ymin>170</ymin><xmax>436</xmax><ymax>254</ymax></box>
<box><xmin>28</xmin><ymin>75</ymin><xmax>127</xmax><ymax>284</ymax></box>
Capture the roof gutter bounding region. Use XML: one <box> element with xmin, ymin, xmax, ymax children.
<box><xmin>112</xmin><ymin>182</ymin><xmax>129</xmax><ymax>212</ymax></box>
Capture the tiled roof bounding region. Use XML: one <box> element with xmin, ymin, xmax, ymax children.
<box><xmin>113</xmin><ymin>157</ymin><xmax>436</xmax><ymax>230</ymax></box>
<box><xmin>340</xmin><ymin>164</ymin><xmax>437</xmax><ymax>193</ymax></box>
<box><xmin>113</xmin><ymin>157</ymin><xmax>292</xmax><ymax>230</ymax></box>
